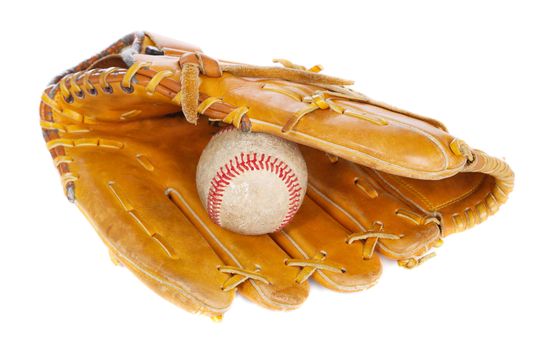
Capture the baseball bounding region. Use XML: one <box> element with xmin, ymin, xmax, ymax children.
<box><xmin>196</xmin><ymin>128</ymin><xmax>308</xmax><ymax>235</ymax></box>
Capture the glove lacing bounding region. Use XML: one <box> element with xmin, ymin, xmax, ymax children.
<box><xmin>176</xmin><ymin>52</ymin><xmax>354</xmax><ymax>126</ymax></box>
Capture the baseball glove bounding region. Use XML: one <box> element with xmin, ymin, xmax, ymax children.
<box><xmin>40</xmin><ymin>32</ymin><xmax>513</xmax><ymax>319</ymax></box>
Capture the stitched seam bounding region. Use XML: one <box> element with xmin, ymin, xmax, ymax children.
<box><xmin>378</xmin><ymin>172</ymin><xmax>437</xmax><ymax>209</ymax></box>
<box><xmin>207</xmin><ymin>152</ymin><xmax>302</xmax><ymax>232</ymax></box>
<box><xmin>250</xmin><ymin>119</ymin><xmax>467</xmax><ymax>177</ymax></box>
<box><xmin>334</xmin><ymin>100</ymin><xmax>451</xmax><ymax>169</ymax></box>
<box><xmin>379</xmin><ymin>171</ymin><xmax>485</xmax><ymax>211</ymax></box>
<box><xmin>369</xmin><ymin>169</ymin><xmax>434</xmax><ymax>216</ymax></box>
<box><xmin>276</xmin><ymin>89</ymin><xmax>450</xmax><ymax>170</ymax></box>
<box><xmin>432</xmin><ymin>179</ymin><xmax>485</xmax><ymax>209</ymax></box>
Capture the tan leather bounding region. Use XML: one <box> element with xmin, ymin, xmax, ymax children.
<box><xmin>40</xmin><ymin>32</ymin><xmax>513</xmax><ymax>317</ymax></box>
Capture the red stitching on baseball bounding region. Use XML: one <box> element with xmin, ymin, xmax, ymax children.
<box><xmin>207</xmin><ymin>150</ymin><xmax>302</xmax><ymax>232</ymax></box>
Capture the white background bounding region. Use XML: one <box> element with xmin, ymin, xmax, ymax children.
<box><xmin>1</xmin><ymin>1</ymin><xmax>532</xmax><ymax>349</ymax></box>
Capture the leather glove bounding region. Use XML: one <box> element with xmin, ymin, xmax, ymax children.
<box><xmin>40</xmin><ymin>32</ymin><xmax>513</xmax><ymax>318</ymax></box>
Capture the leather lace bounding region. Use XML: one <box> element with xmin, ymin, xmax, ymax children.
<box><xmin>286</xmin><ymin>251</ymin><xmax>346</xmax><ymax>284</ymax></box>
<box><xmin>177</xmin><ymin>54</ymin><xmax>354</xmax><ymax>125</ymax></box>
<box><xmin>218</xmin><ymin>266</ymin><xmax>270</xmax><ymax>292</ymax></box>
<box><xmin>346</xmin><ymin>222</ymin><xmax>400</xmax><ymax>260</ymax></box>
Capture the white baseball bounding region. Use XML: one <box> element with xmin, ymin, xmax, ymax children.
<box><xmin>196</xmin><ymin>128</ymin><xmax>308</xmax><ymax>235</ymax></box>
